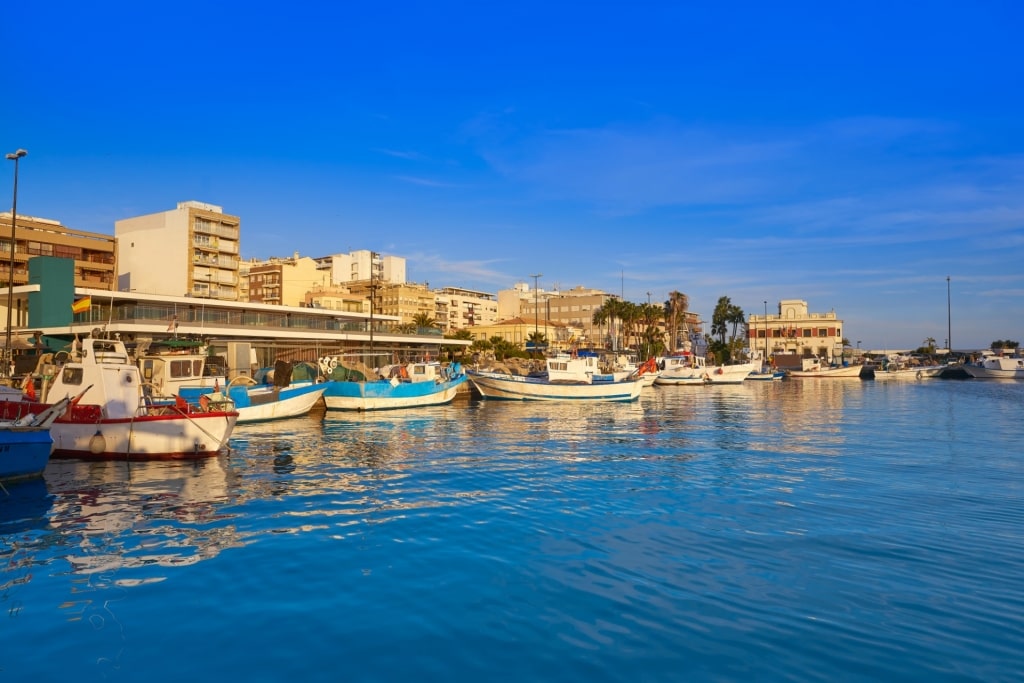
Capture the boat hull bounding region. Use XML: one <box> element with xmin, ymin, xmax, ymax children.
<box><xmin>962</xmin><ymin>358</ymin><xmax>1024</xmax><ymax>379</ymax></box>
<box><xmin>181</xmin><ymin>382</ymin><xmax>328</xmax><ymax>423</ymax></box>
<box><xmin>873</xmin><ymin>365</ymin><xmax>947</xmax><ymax>380</ymax></box>
<box><xmin>789</xmin><ymin>365</ymin><xmax>865</xmax><ymax>378</ymax></box>
<box><xmin>467</xmin><ymin>372</ymin><xmax>643</xmax><ymax>401</ymax></box>
<box><xmin>655</xmin><ymin>363</ymin><xmax>755</xmax><ymax>385</ymax></box>
<box><xmin>323</xmin><ymin>374</ymin><xmax>467</xmax><ymax>411</ymax></box>
<box><xmin>50</xmin><ymin>410</ymin><xmax>237</xmax><ymax>461</ymax></box>
<box><xmin>745</xmin><ymin>370</ymin><xmax>785</xmax><ymax>381</ymax></box>
<box><xmin>0</xmin><ymin>427</ymin><xmax>53</xmax><ymax>481</ymax></box>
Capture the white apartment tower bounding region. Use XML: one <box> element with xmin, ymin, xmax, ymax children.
<box><xmin>315</xmin><ymin>250</ymin><xmax>407</xmax><ymax>286</ymax></box>
<box><xmin>116</xmin><ymin>201</ymin><xmax>241</xmax><ymax>300</ymax></box>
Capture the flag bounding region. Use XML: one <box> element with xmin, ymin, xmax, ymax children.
<box><xmin>71</xmin><ymin>296</ymin><xmax>92</xmax><ymax>314</ymax></box>
<box><xmin>167</xmin><ymin>315</ymin><xmax>179</xmax><ymax>332</ymax></box>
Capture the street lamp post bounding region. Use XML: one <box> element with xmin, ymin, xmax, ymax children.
<box><xmin>530</xmin><ymin>273</ymin><xmax>542</xmax><ymax>355</ymax></box>
<box><xmin>4</xmin><ymin>149</ymin><xmax>27</xmax><ymax>379</ymax></box>
<box><xmin>946</xmin><ymin>276</ymin><xmax>952</xmax><ymax>354</ymax></box>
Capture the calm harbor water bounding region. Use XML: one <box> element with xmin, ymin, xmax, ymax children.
<box><xmin>2</xmin><ymin>378</ymin><xmax>1023</xmax><ymax>682</ymax></box>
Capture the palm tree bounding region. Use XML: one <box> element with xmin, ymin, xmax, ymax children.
<box><xmin>638</xmin><ymin>303</ymin><xmax>665</xmax><ymax>357</ymax></box>
<box><xmin>412</xmin><ymin>312</ymin><xmax>437</xmax><ymax>331</ymax></box>
<box><xmin>593</xmin><ymin>298</ymin><xmax>624</xmax><ymax>350</ymax></box>
<box><xmin>665</xmin><ymin>291</ymin><xmax>689</xmax><ymax>351</ymax></box>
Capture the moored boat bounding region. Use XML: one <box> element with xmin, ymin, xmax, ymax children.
<box><xmin>654</xmin><ymin>351</ymin><xmax>755</xmax><ymax>385</ymax></box>
<box><xmin>962</xmin><ymin>351</ymin><xmax>1024</xmax><ymax>380</ymax></box>
<box><xmin>0</xmin><ymin>395</ymin><xmax>76</xmax><ymax>482</ymax></box>
<box><xmin>178</xmin><ymin>361</ymin><xmax>327</xmax><ymax>423</ymax></box>
<box><xmin>37</xmin><ymin>336</ymin><xmax>238</xmax><ymax>460</ymax></box>
<box><xmin>320</xmin><ymin>355</ymin><xmax>467</xmax><ymax>411</ymax></box>
<box><xmin>789</xmin><ymin>363</ymin><xmax>866</xmax><ymax>379</ymax></box>
<box><xmin>745</xmin><ymin>367</ymin><xmax>785</xmax><ymax>381</ymax></box>
<box><xmin>467</xmin><ymin>353</ymin><xmax>643</xmax><ymax>401</ymax></box>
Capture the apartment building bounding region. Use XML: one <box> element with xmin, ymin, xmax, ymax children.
<box><xmin>116</xmin><ymin>201</ymin><xmax>241</xmax><ymax>300</ymax></box>
<box><xmin>0</xmin><ymin>212</ymin><xmax>116</xmax><ymax>331</ymax></box>
<box><xmin>314</xmin><ymin>250</ymin><xmax>406</xmax><ymax>286</ymax></box>
<box><xmin>1</xmin><ymin>212</ymin><xmax>116</xmax><ymax>291</ymax></box>
<box><xmin>245</xmin><ymin>253</ymin><xmax>322</xmax><ymax>307</ymax></box>
<box><xmin>434</xmin><ymin>287</ymin><xmax>498</xmax><ymax>333</ymax></box>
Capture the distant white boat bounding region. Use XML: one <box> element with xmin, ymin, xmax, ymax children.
<box><xmin>467</xmin><ymin>353</ymin><xmax>643</xmax><ymax>402</ymax></box>
<box><xmin>654</xmin><ymin>352</ymin><xmax>755</xmax><ymax>385</ymax></box>
<box><xmin>872</xmin><ymin>355</ymin><xmax>947</xmax><ymax>380</ymax></box>
<box><xmin>746</xmin><ymin>367</ymin><xmax>785</xmax><ymax>381</ymax></box>
<box><xmin>962</xmin><ymin>351</ymin><xmax>1024</xmax><ymax>380</ymax></box>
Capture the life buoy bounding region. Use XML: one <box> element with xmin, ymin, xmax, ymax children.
<box><xmin>328</xmin><ymin>357</ymin><xmax>338</xmax><ymax>371</ymax></box>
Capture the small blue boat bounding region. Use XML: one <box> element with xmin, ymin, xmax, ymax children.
<box><xmin>0</xmin><ymin>426</ymin><xmax>53</xmax><ymax>482</ymax></box>
<box><xmin>0</xmin><ymin>394</ymin><xmax>75</xmax><ymax>482</ymax></box>
<box><xmin>320</xmin><ymin>357</ymin><xmax>467</xmax><ymax>411</ymax></box>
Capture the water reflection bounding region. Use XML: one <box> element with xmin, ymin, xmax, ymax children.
<box><xmin>41</xmin><ymin>457</ymin><xmax>240</xmax><ymax>576</ymax></box>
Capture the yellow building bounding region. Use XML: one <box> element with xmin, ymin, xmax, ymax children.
<box><xmin>465</xmin><ymin>317</ymin><xmax>574</xmax><ymax>351</ymax></box>
<box><xmin>245</xmin><ymin>253</ymin><xmax>322</xmax><ymax>307</ymax></box>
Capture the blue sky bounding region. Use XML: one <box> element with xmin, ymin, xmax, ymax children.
<box><xmin>4</xmin><ymin>1</ymin><xmax>1022</xmax><ymax>350</ymax></box>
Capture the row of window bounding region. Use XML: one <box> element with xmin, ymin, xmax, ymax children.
<box><xmin>751</xmin><ymin>328</ymin><xmax>841</xmax><ymax>338</ymax></box>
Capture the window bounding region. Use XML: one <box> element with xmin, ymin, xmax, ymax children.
<box><xmin>170</xmin><ymin>360</ymin><xmax>194</xmax><ymax>379</ymax></box>
<box><xmin>62</xmin><ymin>367</ymin><xmax>84</xmax><ymax>385</ymax></box>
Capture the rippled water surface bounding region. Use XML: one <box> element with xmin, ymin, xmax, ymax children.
<box><xmin>2</xmin><ymin>379</ymin><xmax>1023</xmax><ymax>681</ymax></box>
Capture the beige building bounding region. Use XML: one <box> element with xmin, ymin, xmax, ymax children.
<box><xmin>465</xmin><ymin>317</ymin><xmax>572</xmax><ymax>351</ymax></box>
<box><xmin>346</xmin><ymin>280</ymin><xmax>437</xmax><ymax>329</ymax></box>
<box><xmin>305</xmin><ymin>284</ymin><xmax>370</xmax><ymax>314</ymax></box>
<box><xmin>519</xmin><ymin>285</ymin><xmax>618</xmax><ymax>347</ymax></box>
<box><xmin>749</xmin><ymin>299</ymin><xmax>845</xmax><ymax>361</ymax></box>
<box><xmin>245</xmin><ymin>253</ymin><xmax>322</xmax><ymax>307</ymax></box>
<box><xmin>435</xmin><ymin>287</ymin><xmax>498</xmax><ymax>333</ymax></box>
<box><xmin>116</xmin><ymin>201</ymin><xmax>241</xmax><ymax>300</ymax></box>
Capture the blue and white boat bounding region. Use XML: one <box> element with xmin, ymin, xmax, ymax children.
<box><xmin>320</xmin><ymin>356</ymin><xmax>467</xmax><ymax>411</ymax></box>
<box><xmin>179</xmin><ymin>362</ymin><xmax>327</xmax><ymax>423</ymax></box>
<box><xmin>467</xmin><ymin>353</ymin><xmax>643</xmax><ymax>402</ymax></box>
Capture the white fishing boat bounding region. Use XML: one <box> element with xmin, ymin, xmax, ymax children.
<box><xmin>467</xmin><ymin>353</ymin><xmax>643</xmax><ymax>402</ymax></box>
<box><xmin>789</xmin><ymin>364</ymin><xmax>866</xmax><ymax>379</ymax></box>
<box><xmin>871</xmin><ymin>355</ymin><xmax>947</xmax><ymax>380</ymax></box>
<box><xmin>36</xmin><ymin>335</ymin><xmax>238</xmax><ymax>461</ymax></box>
<box><xmin>654</xmin><ymin>351</ymin><xmax>755</xmax><ymax>385</ymax></box>
<box><xmin>320</xmin><ymin>355</ymin><xmax>467</xmax><ymax>411</ymax></box>
<box><xmin>962</xmin><ymin>351</ymin><xmax>1024</xmax><ymax>380</ymax></box>
<box><xmin>135</xmin><ymin>338</ymin><xmax>227</xmax><ymax>396</ymax></box>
